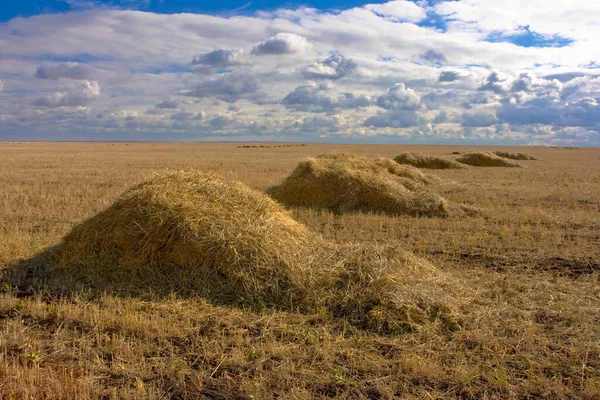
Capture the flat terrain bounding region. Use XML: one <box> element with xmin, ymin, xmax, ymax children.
<box><xmin>1</xmin><ymin>142</ymin><xmax>599</xmax><ymax>399</ymax></box>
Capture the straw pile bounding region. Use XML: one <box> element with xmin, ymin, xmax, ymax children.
<box><xmin>394</xmin><ymin>152</ymin><xmax>467</xmax><ymax>169</ymax></box>
<box><xmin>50</xmin><ymin>170</ymin><xmax>459</xmax><ymax>332</ymax></box>
<box><xmin>493</xmin><ymin>151</ymin><xmax>541</xmax><ymax>160</ymax></box>
<box><xmin>455</xmin><ymin>151</ymin><xmax>522</xmax><ymax>167</ymax></box>
<box><xmin>267</xmin><ymin>152</ymin><xmax>470</xmax><ymax>217</ymax></box>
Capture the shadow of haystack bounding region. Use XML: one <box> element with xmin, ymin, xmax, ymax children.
<box><xmin>2</xmin><ymin>170</ymin><xmax>463</xmax><ymax>334</ymax></box>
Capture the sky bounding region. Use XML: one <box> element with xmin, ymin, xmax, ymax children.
<box><xmin>1</xmin><ymin>0</ymin><xmax>600</xmax><ymax>145</ymax></box>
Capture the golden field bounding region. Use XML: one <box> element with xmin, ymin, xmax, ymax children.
<box><xmin>0</xmin><ymin>142</ymin><xmax>599</xmax><ymax>399</ymax></box>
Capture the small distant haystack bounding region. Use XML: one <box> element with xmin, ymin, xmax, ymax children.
<box><xmin>455</xmin><ymin>151</ymin><xmax>522</xmax><ymax>167</ymax></box>
<box><xmin>493</xmin><ymin>151</ymin><xmax>541</xmax><ymax>160</ymax></box>
<box><xmin>394</xmin><ymin>152</ymin><xmax>467</xmax><ymax>169</ymax></box>
<box><xmin>46</xmin><ymin>170</ymin><xmax>462</xmax><ymax>333</ymax></box>
<box><xmin>267</xmin><ymin>152</ymin><xmax>458</xmax><ymax>217</ymax></box>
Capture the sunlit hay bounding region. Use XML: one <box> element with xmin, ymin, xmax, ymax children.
<box><xmin>267</xmin><ymin>152</ymin><xmax>466</xmax><ymax>218</ymax></box>
<box><xmin>49</xmin><ymin>170</ymin><xmax>461</xmax><ymax>333</ymax></box>
<box><xmin>394</xmin><ymin>152</ymin><xmax>467</xmax><ymax>169</ymax></box>
<box><xmin>493</xmin><ymin>151</ymin><xmax>541</xmax><ymax>160</ymax></box>
<box><xmin>455</xmin><ymin>151</ymin><xmax>522</xmax><ymax>167</ymax></box>
<box><xmin>54</xmin><ymin>170</ymin><xmax>325</xmax><ymax>309</ymax></box>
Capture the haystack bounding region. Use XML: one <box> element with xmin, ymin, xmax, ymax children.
<box><xmin>455</xmin><ymin>151</ymin><xmax>522</xmax><ymax>167</ymax></box>
<box><xmin>394</xmin><ymin>152</ymin><xmax>466</xmax><ymax>169</ymax></box>
<box><xmin>49</xmin><ymin>170</ymin><xmax>460</xmax><ymax>332</ymax></box>
<box><xmin>267</xmin><ymin>152</ymin><xmax>468</xmax><ymax>217</ymax></box>
<box><xmin>493</xmin><ymin>151</ymin><xmax>541</xmax><ymax>160</ymax></box>
<box><xmin>54</xmin><ymin>171</ymin><xmax>322</xmax><ymax>307</ymax></box>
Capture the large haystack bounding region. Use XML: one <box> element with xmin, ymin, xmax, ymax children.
<box><xmin>267</xmin><ymin>152</ymin><xmax>467</xmax><ymax>217</ymax></box>
<box><xmin>493</xmin><ymin>150</ymin><xmax>541</xmax><ymax>160</ymax></box>
<box><xmin>55</xmin><ymin>171</ymin><xmax>320</xmax><ymax>307</ymax></box>
<box><xmin>49</xmin><ymin>170</ymin><xmax>460</xmax><ymax>332</ymax></box>
<box><xmin>455</xmin><ymin>151</ymin><xmax>522</xmax><ymax>167</ymax></box>
<box><xmin>394</xmin><ymin>152</ymin><xmax>466</xmax><ymax>169</ymax></box>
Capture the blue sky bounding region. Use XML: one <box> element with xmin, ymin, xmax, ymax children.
<box><xmin>1</xmin><ymin>0</ymin><xmax>600</xmax><ymax>145</ymax></box>
<box><xmin>1</xmin><ymin>0</ymin><xmax>392</xmax><ymax>21</ymax></box>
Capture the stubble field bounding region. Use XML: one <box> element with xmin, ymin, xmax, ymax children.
<box><xmin>0</xmin><ymin>142</ymin><xmax>599</xmax><ymax>399</ymax></box>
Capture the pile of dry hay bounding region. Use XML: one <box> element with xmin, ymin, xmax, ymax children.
<box><xmin>493</xmin><ymin>150</ymin><xmax>541</xmax><ymax>160</ymax></box>
<box><xmin>49</xmin><ymin>170</ymin><xmax>459</xmax><ymax>333</ymax></box>
<box><xmin>394</xmin><ymin>152</ymin><xmax>467</xmax><ymax>169</ymax></box>
<box><xmin>455</xmin><ymin>151</ymin><xmax>522</xmax><ymax>167</ymax></box>
<box><xmin>267</xmin><ymin>152</ymin><xmax>473</xmax><ymax>217</ymax></box>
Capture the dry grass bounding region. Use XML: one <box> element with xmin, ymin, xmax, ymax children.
<box><xmin>267</xmin><ymin>152</ymin><xmax>472</xmax><ymax>217</ymax></box>
<box><xmin>14</xmin><ymin>170</ymin><xmax>460</xmax><ymax>334</ymax></box>
<box><xmin>394</xmin><ymin>151</ymin><xmax>466</xmax><ymax>169</ymax></box>
<box><xmin>456</xmin><ymin>151</ymin><xmax>522</xmax><ymax>167</ymax></box>
<box><xmin>1</xmin><ymin>142</ymin><xmax>599</xmax><ymax>399</ymax></box>
<box><xmin>493</xmin><ymin>150</ymin><xmax>542</xmax><ymax>160</ymax></box>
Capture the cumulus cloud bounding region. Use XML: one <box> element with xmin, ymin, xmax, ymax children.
<box><xmin>364</xmin><ymin>1</ymin><xmax>426</xmax><ymax>22</ymax></box>
<box><xmin>183</xmin><ymin>70</ymin><xmax>263</xmax><ymax>103</ymax></box>
<box><xmin>497</xmin><ymin>96</ymin><xmax>600</xmax><ymax>128</ymax></box>
<box><xmin>35</xmin><ymin>63</ymin><xmax>96</xmax><ymax>80</ymax></box>
<box><xmin>364</xmin><ymin>109</ymin><xmax>425</xmax><ymax>128</ymax></box>
<box><xmin>461</xmin><ymin>112</ymin><xmax>499</xmax><ymax>127</ymax></box>
<box><xmin>479</xmin><ymin>72</ymin><xmax>510</xmax><ymax>94</ymax></box>
<box><xmin>418</xmin><ymin>49</ymin><xmax>449</xmax><ymax>65</ymax></box>
<box><xmin>155</xmin><ymin>99</ymin><xmax>180</xmax><ymax>109</ymax></box>
<box><xmin>421</xmin><ymin>89</ymin><xmax>460</xmax><ymax>109</ymax></box>
<box><xmin>1</xmin><ymin>2</ymin><xmax>600</xmax><ymax>144</ymax></box>
<box><xmin>191</xmin><ymin>49</ymin><xmax>245</xmax><ymax>68</ymax></box>
<box><xmin>438</xmin><ymin>70</ymin><xmax>461</xmax><ymax>83</ymax></box>
<box><xmin>251</xmin><ymin>33</ymin><xmax>311</xmax><ymax>56</ymax></box>
<box><xmin>296</xmin><ymin>115</ymin><xmax>343</xmax><ymax>133</ymax></box>
<box><xmin>281</xmin><ymin>81</ymin><xmax>370</xmax><ymax>113</ymax></box>
<box><xmin>32</xmin><ymin>80</ymin><xmax>100</xmax><ymax>108</ymax></box>
<box><xmin>376</xmin><ymin>83</ymin><xmax>420</xmax><ymax>110</ymax></box>
<box><xmin>302</xmin><ymin>54</ymin><xmax>358</xmax><ymax>80</ymax></box>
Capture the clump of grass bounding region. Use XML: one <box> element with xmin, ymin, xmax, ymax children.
<box><xmin>493</xmin><ymin>151</ymin><xmax>541</xmax><ymax>160</ymax></box>
<box><xmin>267</xmin><ymin>152</ymin><xmax>473</xmax><ymax>218</ymax></box>
<box><xmin>394</xmin><ymin>152</ymin><xmax>467</xmax><ymax>169</ymax></box>
<box><xmin>48</xmin><ymin>170</ymin><xmax>459</xmax><ymax>333</ymax></box>
<box><xmin>456</xmin><ymin>152</ymin><xmax>522</xmax><ymax>167</ymax></box>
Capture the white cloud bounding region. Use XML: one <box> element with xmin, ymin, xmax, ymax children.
<box><xmin>35</xmin><ymin>62</ymin><xmax>96</xmax><ymax>80</ymax></box>
<box><xmin>191</xmin><ymin>49</ymin><xmax>246</xmax><ymax>68</ymax></box>
<box><xmin>302</xmin><ymin>54</ymin><xmax>359</xmax><ymax>80</ymax></box>
<box><xmin>0</xmin><ymin>2</ymin><xmax>599</xmax><ymax>144</ymax></box>
<box><xmin>281</xmin><ymin>81</ymin><xmax>371</xmax><ymax>112</ymax></box>
<box><xmin>364</xmin><ymin>109</ymin><xmax>426</xmax><ymax>128</ymax></box>
<box><xmin>376</xmin><ymin>83</ymin><xmax>420</xmax><ymax>110</ymax></box>
<box><xmin>364</xmin><ymin>1</ymin><xmax>426</xmax><ymax>23</ymax></box>
<box><xmin>183</xmin><ymin>70</ymin><xmax>264</xmax><ymax>103</ymax></box>
<box><xmin>251</xmin><ymin>33</ymin><xmax>311</xmax><ymax>56</ymax></box>
<box><xmin>155</xmin><ymin>99</ymin><xmax>180</xmax><ymax>109</ymax></box>
<box><xmin>32</xmin><ymin>80</ymin><xmax>100</xmax><ymax>108</ymax></box>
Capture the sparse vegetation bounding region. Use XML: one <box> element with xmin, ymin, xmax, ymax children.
<box><xmin>1</xmin><ymin>143</ymin><xmax>599</xmax><ymax>399</ymax></box>
<box><xmin>394</xmin><ymin>151</ymin><xmax>466</xmax><ymax>169</ymax></box>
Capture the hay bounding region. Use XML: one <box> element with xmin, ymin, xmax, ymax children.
<box><xmin>267</xmin><ymin>152</ymin><xmax>463</xmax><ymax>217</ymax></box>
<box><xmin>455</xmin><ymin>151</ymin><xmax>522</xmax><ymax>167</ymax></box>
<box><xmin>49</xmin><ymin>170</ymin><xmax>460</xmax><ymax>333</ymax></box>
<box><xmin>493</xmin><ymin>151</ymin><xmax>541</xmax><ymax>160</ymax></box>
<box><xmin>394</xmin><ymin>152</ymin><xmax>467</xmax><ymax>169</ymax></box>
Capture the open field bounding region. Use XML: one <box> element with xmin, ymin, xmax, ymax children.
<box><xmin>1</xmin><ymin>142</ymin><xmax>599</xmax><ymax>399</ymax></box>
